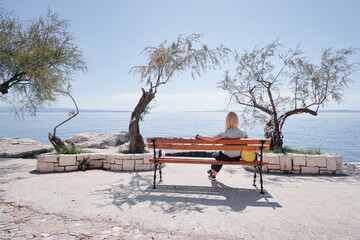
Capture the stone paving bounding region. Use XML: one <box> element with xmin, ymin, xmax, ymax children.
<box><xmin>1</xmin><ymin>160</ymin><xmax>359</xmax><ymax>240</ymax></box>
<box><xmin>0</xmin><ymin>189</ymin><xmax>225</xmax><ymax>240</ymax></box>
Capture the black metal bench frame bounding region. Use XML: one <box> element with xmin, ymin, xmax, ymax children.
<box><xmin>148</xmin><ymin>138</ymin><xmax>269</xmax><ymax>194</ymax></box>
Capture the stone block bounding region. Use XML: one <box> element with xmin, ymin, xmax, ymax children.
<box><xmin>268</xmin><ymin>164</ymin><xmax>280</xmax><ymax>170</ymax></box>
<box><xmin>65</xmin><ymin>166</ymin><xmax>78</xmax><ymax>172</ymax></box>
<box><xmin>336</xmin><ymin>155</ymin><xmax>343</xmax><ymax>164</ymax></box>
<box><xmin>38</xmin><ymin>154</ymin><xmax>59</xmax><ymax>163</ymax></box>
<box><xmin>89</xmin><ymin>153</ymin><xmax>106</xmax><ymax>160</ymax></box>
<box><xmin>292</xmin><ymin>154</ymin><xmax>306</xmax><ymax>166</ymax></box>
<box><xmin>77</xmin><ymin>154</ymin><xmax>90</xmax><ymax>161</ymax></box>
<box><xmin>59</xmin><ymin>155</ymin><xmax>76</xmax><ymax>166</ymax></box>
<box><xmin>135</xmin><ymin>160</ymin><xmax>143</xmax><ymax>164</ymax></box>
<box><xmin>90</xmin><ymin>160</ymin><xmax>104</xmax><ymax>169</ymax></box>
<box><xmin>103</xmin><ymin>163</ymin><xmax>111</xmax><ymax>170</ymax></box>
<box><xmin>261</xmin><ymin>165</ymin><xmax>268</xmax><ymax>173</ymax></box>
<box><xmin>106</xmin><ymin>154</ymin><xmax>116</xmax><ymax>163</ymax></box>
<box><xmin>320</xmin><ymin>170</ymin><xmax>335</xmax><ymax>175</ymax></box>
<box><xmin>115</xmin><ymin>154</ymin><xmax>131</xmax><ymax>160</ymax></box>
<box><xmin>115</xmin><ymin>159</ymin><xmax>123</xmax><ymax>165</ymax></box>
<box><xmin>301</xmin><ymin>166</ymin><xmax>319</xmax><ymax>174</ymax></box>
<box><xmin>150</xmin><ymin>164</ymin><xmax>155</xmax><ymax>170</ymax></box>
<box><xmin>280</xmin><ymin>155</ymin><xmax>292</xmax><ymax>171</ymax></box>
<box><xmin>263</xmin><ymin>154</ymin><xmax>280</xmax><ymax>165</ymax></box>
<box><xmin>268</xmin><ymin>170</ymin><xmax>282</xmax><ymax>173</ymax></box>
<box><xmin>337</xmin><ymin>164</ymin><xmax>343</xmax><ymax>174</ymax></box>
<box><xmin>293</xmin><ymin>165</ymin><xmax>301</xmax><ymax>171</ymax></box>
<box><xmin>143</xmin><ymin>154</ymin><xmax>153</xmax><ymax>164</ymax></box>
<box><xmin>135</xmin><ymin>163</ymin><xmax>151</xmax><ymax>171</ymax></box>
<box><xmin>327</xmin><ymin>156</ymin><xmax>337</xmax><ymax>171</ymax></box>
<box><xmin>37</xmin><ymin>154</ymin><xmax>46</xmax><ymax>162</ymax></box>
<box><xmin>306</xmin><ymin>156</ymin><xmax>327</xmax><ymax>167</ymax></box>
<box><xmin>123</xmin><ymin>160</ymin><xmax>135</xmax><ymax>171</ymax></box>
<box><xmin>54</xmin><ymin>166</ymin><xmax>65</xmax><ymax>172</ymax></box>
<box><xmin>292</xmin><ymin>170</ymin><xmax>300</xmax><ymax>174</ymax></box>
<box><xmin>130</xmin><ymin>154</ymin><xmax>143</xmax><ymax>160</ymax></box>
<box><xmin>45</xmin><ymin>155</ymin><xmax>59</xmax><ymax>163</ymax></box>
<box><xmin>36</xmin><ymin>162</ymin><xmax>55</xmax><ymax>172</ymax></box>
<box><xmin>111</xmin><ymin>164</ymin><xmax>123</xmax><ymax>171</ymax></box>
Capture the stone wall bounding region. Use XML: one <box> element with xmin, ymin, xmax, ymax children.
<box><xmin>245</xmin><ymin>153</ymin><xmax>343</xmax><ymax>174</ymax></box>
<box><xmin>37</xmin><ymin>152</ymin><xmax>343</xmax><ymax>175</ymax></box>
<box><xmin>36</xmin><ymin>153</ymin><xmax>156</xmax><ymax>172</ymax></box>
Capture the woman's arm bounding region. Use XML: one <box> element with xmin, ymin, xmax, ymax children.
<box><xmin>195</xmin><ymin>134</ymin><xmax>222</xmax><ymax>142</ymax></box>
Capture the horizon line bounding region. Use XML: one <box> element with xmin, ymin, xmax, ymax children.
<box><xmin>1</xmin><ymin>106</ymin><xmax>360</xmax><ymax>113</ymax></box>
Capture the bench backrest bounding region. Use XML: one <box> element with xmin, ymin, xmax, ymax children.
<box><xmin>146</xmin><ymin>138</ymin><xmax>271</xmax><ymax>151</ymax></box>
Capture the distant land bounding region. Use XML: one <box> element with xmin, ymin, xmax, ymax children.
<box><xmin>0</xmin><ymin>106</ymin><xmax>131</xmax><ymax>113</ymax></box>
<box><xmin>0</xmin><ymin>106</ymin><xmax>359</xmax><ymax>113</ymax></box>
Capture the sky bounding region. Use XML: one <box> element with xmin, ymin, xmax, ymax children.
<box><xmin>1</xmin><ymin>0</ymin><xmax>360</xmax><ymax>112</ymax></box>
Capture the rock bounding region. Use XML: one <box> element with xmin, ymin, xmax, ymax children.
<box><xmin>0</xmin><ymin>137</ymin><xmax>53</xmax><ymax>158</ymax></box>
<box><xmin>65</xmin><ymin>132</ymin><xmax>129</xmax><ymax>149</ymax></box>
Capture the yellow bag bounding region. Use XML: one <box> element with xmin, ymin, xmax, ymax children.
<box><xmin>241</xmin><ymin>150</ymin><xmax>256</xmax><ymax>162</ymax></box>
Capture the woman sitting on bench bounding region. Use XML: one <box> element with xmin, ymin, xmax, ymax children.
<box><xmin>195</xmin><ymin>111</ymin><xmax>248</xmax><ymax>181</ymax></box>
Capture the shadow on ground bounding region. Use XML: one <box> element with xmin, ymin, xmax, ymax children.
<box><xmin>93</xmin><ymin>172</ymin><xmax>282</xmax><ymax>214</ymax></box>
<box><xmin>0</xmin><ymin>159</ymin><xmax>33</xmax><ymax>184</ymax></box>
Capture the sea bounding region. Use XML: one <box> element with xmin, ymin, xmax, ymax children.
<box><xmin>1</xmin><ymin>111</ymin><xmax>359</xmax><ymax>162</ymax></box>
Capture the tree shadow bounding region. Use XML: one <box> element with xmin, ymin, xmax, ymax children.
<box><xmin>92</xmin><ymin>172</ymin><xmax>282</xmax><ymax>214</ymax></box>
<box><xmin>262</xmin><ymin>172</ymin><xmax>357</xmax><ymax>187</ymax></box>
<box><xmin>0</xmin><ymin>161</ymin><xmax>31</xmax><ymax>184</ymax></box>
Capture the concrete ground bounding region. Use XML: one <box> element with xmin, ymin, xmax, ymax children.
<box><xmin>1</xmin><ymin>158</ymin><xmax>360</xmax><ymax>239</ymax></box>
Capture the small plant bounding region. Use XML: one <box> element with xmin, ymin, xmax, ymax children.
<box><xmin>118</xmin><ymin>148</ymin><xmax>150</xmax><ymax>154</ymax></box>
<box><xmin>56</xmin><ymin>143</ymin><xmax>88</xmax><ymax>154</ymax></box>
<box><xmin>271</xmin><ymin>146</ymin><xmax>321</xmax><ymax>155</ymax></box>
<box><xmin>78</xmin><ymin>157</ymin><xmax>90</xmax><ymax>171</ymax></box>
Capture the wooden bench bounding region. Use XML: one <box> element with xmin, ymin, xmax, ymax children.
<box><xmin>147</xmin><ymin>138</ymin><xmax>271</xmax><ymax>194</ymax></box>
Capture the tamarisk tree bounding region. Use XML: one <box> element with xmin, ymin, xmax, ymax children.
<box><xmin>129</xmin><ymin>33</ymin><xmax>230</xmax><ymax>153</ymax></box>
<box><xmin>0</xmin><ymin>8</ymin><xmax>86</xmax><ymax>115</ymax></box>
<box><xmin>219</xmin><ymin>40</ymin><xmax>359</xmax><ymax>149</ymax></box>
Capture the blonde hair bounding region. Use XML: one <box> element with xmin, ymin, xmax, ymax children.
<box><xmin>225</xmin><ymin>111</ymin><xmax>239</xmax><ymax>129</ymax></box>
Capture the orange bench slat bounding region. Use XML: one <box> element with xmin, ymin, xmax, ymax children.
<box><xmin>149</xmin><ymin>156</ymin><xmax>268</xmax><ymax>166</ymax></box>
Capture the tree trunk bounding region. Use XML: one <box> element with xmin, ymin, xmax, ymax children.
<box><xmin>129</xmin><ymin>88</ymin><xmax>155</xmax><ymax>153</ymax></box>
<box><xmin>264</xmin><ymin>115</ymin><xmax>283</xmax><ymax>150</ymax></box>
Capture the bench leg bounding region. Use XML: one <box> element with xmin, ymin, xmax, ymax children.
<box><xmin>259</xmin><ymin>165</ymin><xmax>264</xmax><ymax>194</ymax></box>
<box><xmin>253</xmin><ymin>166</ymin><xmax>257</xmax><ymax>187</ymax></box>
<box><xmin>153</xmin><ymin>163</ymin><xmax>157</xmax><ymax>189</ymax></box>
<box><xmin>159</xmin><ymin>163</ymin><xmax>163</xmax><ymax>182</ymax></box>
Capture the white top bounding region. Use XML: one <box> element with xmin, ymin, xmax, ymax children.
<box><xmin>220</xmin><ymin>128</ymin><xmax>247</xmax><ymax>157</ymax></box>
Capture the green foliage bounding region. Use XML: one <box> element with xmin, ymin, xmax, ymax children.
<box><xmin>219</xmin><ymin>39</ymin><xmax>359</xmax><ymax>149</ymax></box>
<box><xmin>119</xmin><ymin>148</ymin><xmax>150</xmax><ymax>154</ymax></box>
<box><xmin>271</xmin><ymin>146</ymin><xmax>321</xmax><ymax>155</ymax></box>
<box><xmin>131</xmin><ymin>33</ymin><xmax>230</xmax><ymax>92</ymax></box>
<box><xmin>139</xmin><ymin>100</ymin><xmax>156</xmax><ymax>121</ymax></box>
<box><xmin>0</xmin><ymin>8</ymin><xmax>87</xmax><ymax>115</ymax></box>
<box><xmin>68</xmin><ymin>111</ymin><xmax>76</xmax><ymax>117</ymax></box>
<box><xmin>219</xmin><ymin>39</ymin><xmax>360</xmax><ymax>127</ymax></box>
<box><xmin>56</xmin><ymin>143</ymin><xmax>87</xmax><ymax>154</ymax></box>
<box><xmin>128</xmin><ymin>33</ymin><xmax>230</xmax><ymax>153</ymax></box>
<box><xmin>78</xmin><ymin>157</ymin><xmax>90</xmax><ymax>171</ymax></box>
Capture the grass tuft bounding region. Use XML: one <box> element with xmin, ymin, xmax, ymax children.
<box><xmin>118</xmin><ymin>148</ymin><xmax>150</xmax><ymax>154</ymax></box>
<box><xmin>56</xmin><ymin>143</ymin><xmax>88</xmax><ymax>154</ymax></box>
<box><xmin>271</xmin><ymin>146</ymin><xmax>321</xmax><ymax>155</ymax></box>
